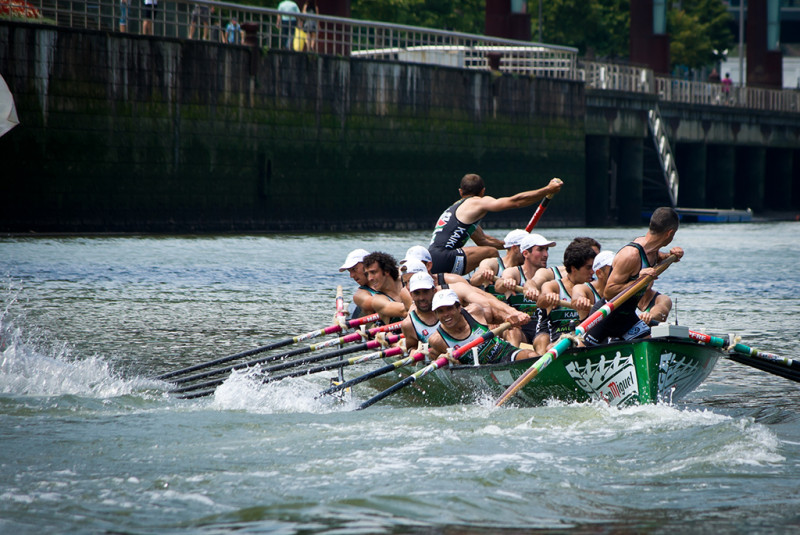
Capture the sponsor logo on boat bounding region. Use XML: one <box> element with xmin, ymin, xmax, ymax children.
<box><xmin>657</xmin><ymin>351</ymin><xmax>703</xmax><ymax>403</ymax></box>
<box><xmin>565</xmin><ymin>351</ymin><xmax>639</xmax><ymax>406</ymax></box>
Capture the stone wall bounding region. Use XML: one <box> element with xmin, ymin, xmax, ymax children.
<box><xmin>0</xmin><ymin>22</ymin><xmax>587</xmax><ymax>232</ymax></box>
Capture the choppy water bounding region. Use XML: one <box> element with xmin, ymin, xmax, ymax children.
<box><xmin>2</xmin><ymin>223</ymin><xmax>800</xmax><ymax>534</ymax></box>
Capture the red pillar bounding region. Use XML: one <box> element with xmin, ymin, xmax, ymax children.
<box><xmin>629</xmin><ymin>0</ymin><xmax>670</xmax><ymax>75</ymax></box>
<box><xmin>485</xmin><ymin>0</ymin><xmax>531</xmax><ymax>41</ymax></box>
<box><xmin>316</xmin><ymin>0</ymin><xmax>350</xmax><ymax>55</ymax></box>
<box><xmin>746</xmin><ymin>0</ymin><xmax>783</xmax><ymax>88</ymax></box>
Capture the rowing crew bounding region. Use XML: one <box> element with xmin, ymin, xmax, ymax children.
<box><xmin>339</xmin><ymin>172</ymin><xmax>683</xmax><ymax>364</ymax></box>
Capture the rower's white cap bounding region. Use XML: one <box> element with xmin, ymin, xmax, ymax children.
<box><xmin>432</xmin><ymin>289</ymin><xmax>460</xmax><ymax>311</ymax></box>
<box><xmin>339</xmin><ymin>248</ymin><xmax>369</xmax><ymax>271</ymax></box>
<box><xmin>592</xmin><ymin>250</ymin><xmax>615</xmax><ymax>272</ymax></box>
<box><xmin>408</xmin><ymin>272</ymin><xmax>435</xmax><ymax>292</ymax></box>
<box><xmin>401</xmin><ymin>258</ymin><xmax>428</xmax><ymax>275</ymax></box>
<box><xmin>503</xmin><ymin>229</ymin><xmax>528</xmax><ymax>249</ymax></box>
<box><xmin>520</xmin><ymin>233</ymin><xmax>556</xmax><ymax>251</ymax></box>
<box><xmin>401</xmin><ymin>245</ymin><xmax>432</xmax><ymax>264</ymax></box>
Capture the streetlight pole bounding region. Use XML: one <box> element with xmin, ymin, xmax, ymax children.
<box><xmin>738</xmin><ymin>0</ymin><xmax>744</xmax><ymax>89</ymax></box>
<box><xmin>538</xmin><ymin>0</ymin><xmax>542</xmax><ymax>42</ymax></box>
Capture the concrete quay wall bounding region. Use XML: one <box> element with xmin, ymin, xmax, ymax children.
<box><xmin>0</xmin><ymin>22</ymin><xmax>587</xmax><ymax>233</ymax></box>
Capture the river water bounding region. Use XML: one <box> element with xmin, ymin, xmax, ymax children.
<box><xmin>2</xmin><ymin>223</ymin><xmax>800</xmax><ymax>534</ymax></box>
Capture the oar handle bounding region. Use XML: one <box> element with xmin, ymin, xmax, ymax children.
<box><xmin>492</xmin><ymin>276</ymin><xmax>576</xmax><ymax>310</ymax></box>
<box><xmin>335</xmin><ymin>285</ymin><xmax>345</xmax><ymax>318</ymax></box>
<box><xmin>492</xmin><ymin>275</ymin><xmax>525</xmax><ymax>294</ymax></box>
<box><xmin>525</xmin><ymin>178</ymin><xmax>562</xmax><ymax>232</ymax></box>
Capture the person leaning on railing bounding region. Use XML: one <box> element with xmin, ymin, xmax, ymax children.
<box><xmin>277</xmin><ymin>0</ymin><xmax>300</xmax><ymax>49</ymax></box>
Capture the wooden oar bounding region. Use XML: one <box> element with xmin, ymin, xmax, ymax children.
<box><xmin>494</xmin><ymin>254</ymin><xmax>678</xmax><ymax>407</ymax></box>
<box><xmin>525</xmin><ymin>178</ymin><xmax>562</xmax><ymax>232</ymax></box>
<box><xmin>264</xmin><ymin>345</ymin><xmax>407</xmax><ymax>387</ymax></box>
<box><xmin>357</xmin><ymin>322</ymin><xmax>512</xmax><ymax>410</ymax></box>
<box><xmin>177</xmin><ymin>345</ymin><xmax>408</xmax><ymax>400</ymax></box>
<box><xmin>155</xmin><ymin>313</ymin><xmax>380</xmax><ymax>381</ymax></box>
<box><xmin>491</xmin><ymin>276</ymin><xmax>577</xmax><ymax>310</ymax></box>
<box><xmin>317</xmin><ymin>350</ymin><xmax>427</xmax><ymax>398</ymax></box>
<box><xmin>170</xmin><ymin>331</ymin><xmax>402</xmax><ymax>395</ymax></box>
<box><xmin>688</xmin><ymin>330</ymin><xmax>800</xmax><ymax>383</ymax></box>
<box><xmin>334</xmin><ymin>286</ymin><xmax>347</xmax><ymax>384</ymax></box>
<box><xmin>169</xmin><ymin>321</ymin><xmax>402</xmax><ymax>386</ymax></box>
<box><xmin>256</xmin><ymin>334</ymin><xmax>402</xmax><ymax>377</ymax></box>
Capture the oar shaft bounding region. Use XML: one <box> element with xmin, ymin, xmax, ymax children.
<box><xmin>169</xmin><ymin>337</ymin><xmax>393</xmax><ymax>395</ymax></box>
<box><xmin>258</xmin><ymin>334</ymin><xmax>402</xmax><ymax>375</ymax></box>
<box><xmin>170</xmin><ymin>321</ymin><xmax>401</xmax><ymax>385</ymax></box>
<box><xmin>689</xmin><ymin>330</ymin><xmax>799</xmax><ymax>369</ymax></box>
<box><xmin>525</xmin><ymin>179</ymin><xmax>561</xmax><ymax>232</ymax></box>
<box><xmin>317</xmin><ymin>350</ymin><xmax>424</xmax><ymax>397</ymax></box>
<box><xmin>495</xmin><ymin>255</ymin><xmax>678</xmax><ymax>407</ymax></box>
<box><xmin>357</xmin><ymin>323</ymin><xmax>511</xmax><ymax>410</ymax></box>
<box><xmin>265</xmin><ymin>346</ymin><xmax>407</xmax><ymax>386</ymax></box>
<box><xmin>155</xmin><ymin>313</ymin><xmax>380</xmax><ymax>381</ymax></box>
<box><xmin>575</xmin><ymin>255</ymin><xmax>677</xmax><ymax>336</ymax></box>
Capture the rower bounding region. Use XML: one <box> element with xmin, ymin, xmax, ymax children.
<box><xmin>361</xmin><ymin>251</ymin><xmax>412</xmax><ymax>325</ymax></box>
<box><xmin>400</xmin><ymin>272</ymin><xmax>440</xmax><ymax>352</ymax></box>
<box><xmin>583</xmin><ymin>207</ymin><xmax>683</xmax><ymax>346</ymax></box>
<box><xmin>428</xmin><ymin>174</ymin><xmax>562</xmax><ymax>275</ymax></box>
<box><xmin>494</xmin><ymin>232</ymin><xmax>556</xmax><ymax>344</ymax></box>
<box><xmin>338</xmin><ymin>248</ymin><xmax>375</xmax><ymax>319</ymax></box>
<box><xmin>426</xmin><ymin>289</ymin><xmax>537</xmax><ymax>364</ymax></box>
<box><xmin>522</xmin><ymin>236</ymin><xmax>601</xmax><ymax>297</ymax></box>
<box><xmin>534</xmin><ymin>240</ymin><xmax>596</xmax><ymax>354</ymax></box>
<box><xmin>400</xmin><ymin>245</ymin><xmax>433</xmax><ymax>266</ymax></box>
<box><xmin>469</xmin><ymin>229</ymin><xmax>528</xmax><ymax>289</ymax></box>
<box><xmin>571</xmin><ymin>250</ymin><xmax>614</xmax><ymax>321</ymax></box>
<box><xmin>400</xmin><ymin>263</ymin><xmax>530</xmax><ymax>347</ymax></box>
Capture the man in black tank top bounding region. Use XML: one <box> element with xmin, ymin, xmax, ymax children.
<box><xmin>584</xmin><ymin>207</ymin><xmax>684</xmax><ymax>345</ymax></box>
<box><xmin>428</xmin><ymin>174</ymin><xmax>563</xmax><ymax>275</ymax></box>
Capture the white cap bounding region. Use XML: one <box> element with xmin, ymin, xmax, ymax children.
<box><xmin>401</xmin><ymin>245</ymin><xmax>432</xmax><ymax>264</ymax></box>
<box><xmin>408</xmin><ymin>272</ymin><xmax>435</xmax><ymax>292</ymax></box>
<box><xmin>339</xmin><ymin>249</ymin><xmax>369</xmax><ymax>271</ymax></box>
<box><xmin>592</xmin><ymin>250</ymin><xmax>615</xmax><ymax>272</ymax></box>
<box><xmin>503</xmin><ymin>229</ymin><xmax>529</xmax><ymax>249</ymax></box>
<box><xmin>401</xmin><ymin>258</ymin><xmax>428</xmax><ymax>275</ymax></box>
<box><xmin>520</xmin><ymin>233</ymin><xmax>556</xmax><ymax>251</ymax></box>
<box><xmin>432</xmin><ymin>289</ymin><xmax>460</xmax><ymax>311</ymax></box>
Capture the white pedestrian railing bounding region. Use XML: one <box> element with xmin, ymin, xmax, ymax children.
<box><xmin>8</xmin><ymin>0</ymin><xmax>800</xmax><ymax>113</ymax></box>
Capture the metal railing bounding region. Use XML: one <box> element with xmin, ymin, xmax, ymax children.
<box><xmin>7</xmin><ymin>0</ymin><xmax>800</xmax><ymax>113</ymax></box>
<box><xmin>13</xmin><ymin>0</ymin><xmax>579</xmax><ymax>76</ymax></box>
<box><xmin>580</xmin><ymin>60</ymin><xmax>800</xmax><ymax>113</ymax></box>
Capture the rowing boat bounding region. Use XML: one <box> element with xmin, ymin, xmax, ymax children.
<box><xmin>371</xmin><ymin>325</ymin><xmax>723</xmax><ymax>407</ymax></box>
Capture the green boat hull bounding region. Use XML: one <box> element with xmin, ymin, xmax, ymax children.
<box><xmin>376</xmin><ymin>337</ymin><xmax>722</xmax><ymax>407</ymax></box>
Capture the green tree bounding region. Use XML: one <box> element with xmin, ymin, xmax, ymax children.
<box><xmin>351</xmin><ymin>0</ymin><xmax>485</xmax><ymax>34</ymax></box>
<box><xmin>668</xmin><ymin>0</ymin><xmax>734</xmax><ymax>70</ymax></box>
<box><xmin>534</xmin><ymin>0</ymin><xmax>630</xmax><ymax>58</ymax></box>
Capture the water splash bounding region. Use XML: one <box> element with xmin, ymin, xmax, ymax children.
<box><xmin>0</xmin><ymin>316</ymin><xmax>160</xmax><ymax>399</ymax></box>
<box><xmin>210</xmin><ymin>367</ymin><xmax>357</xmax><ymax>414</ymax></box>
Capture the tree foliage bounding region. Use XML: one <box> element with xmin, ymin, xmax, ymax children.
<box><xmin>668</xmin><ymin>0</ymin><xmax>734</xmax><ymax>70</ymax></box>
<box><xmin>351</xmin><ymin>0</ymin><xmax>485</xmax><ymax>34</ymax></box>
